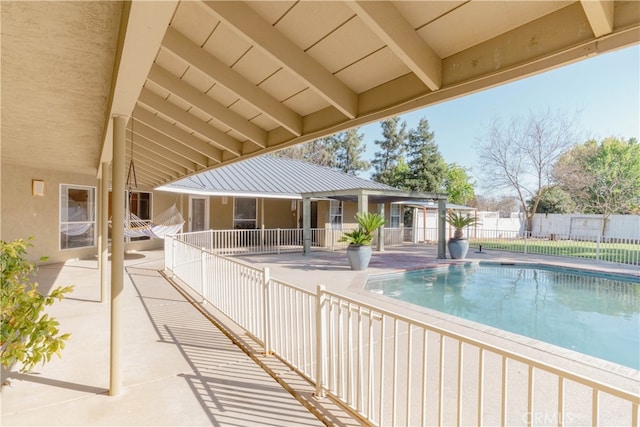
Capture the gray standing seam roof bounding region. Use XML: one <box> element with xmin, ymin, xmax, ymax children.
<box><xmin>161</xmin><ymin>156</ymin><xmax>396</xmax><ymax>197</ymax></box>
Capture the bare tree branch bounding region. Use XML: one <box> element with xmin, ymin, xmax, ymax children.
<box><xmin>476</xmin><ymin>109</ymin><xmax>581</xmax><ymax>231</ymax></box>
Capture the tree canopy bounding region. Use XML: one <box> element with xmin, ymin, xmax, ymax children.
<box><xmin>333</xmin><ymin>129</ymin><xmax>370</xmax><ymax>175</ymax></box>
<box><xmin>370</xmin><ymin>117</ymin><xmax>408</xmax><ymax>186</ymax></box>
<box><xmin>553</xmin><ymin>137</ymin><xmax>640</xmax><ymax>216</ymax></box>
<box><xmin>274</xmin><ymin>115</ymin><xmax>477</xmax><ymax>204</ymax></box>
<box><xmin>443</xmin><ymin>163</ymin><xmax>476</xmax><ymax>205</ymax></box>
<box><xmin>404</xmin><ymin>118</ymin><xmax>448</xmax><ymax>192</ymax></box>
<box><xmin>476</xmin><ymin>109</ymin><xmax>580</xmax><ymax>230</ymax></box>
<box><xmin>272</xmin><ymin>129</ymin><xmax>369</xmax><ymax>176</ymax></box>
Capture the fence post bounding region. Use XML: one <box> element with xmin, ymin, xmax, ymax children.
<box><xmin>277</xmin><ymin>228</ymin><xmax>281</xmax><ymax>255</ymax></box>
<box><xmin>209</xmin><ymin>229</ymin><xmax>214</xmax><ymax>251</ymax></box>
<box><xmin>524</xmin><ymin>231</ymin><xmax>528</xmax><ymax>255</ymax></box>
<box><xmin>200</xmin><ymin>249</ymin><xmax>206</xmax><ymax>303</ymax></box>
<box><xmin>165</xmin><ymin>236</ymin><xmax>172</xmax><ymax>273</ymax></box>
<box><xmin>171</xmin><ymin>238</ymin><xmax>177</xmax><ymax>278</ymax></box>
<box><xmin>263</xmin><ymin>267</ymin><xmax>272</xmax><ymax>355</ymax></box>
<box><xmin>596</xmin><ymin>235</ymin><xmax>601</xmax><ymax>261</ymax></box>
<box><xmin>315</xmin><ymin>284</ymin><xmax>326</xmax><ymax>399</ymax></box>
<box><xmin>330</xmin><ymin>228</ymin><xmax>335</xmax><ymax>251</ymax></box>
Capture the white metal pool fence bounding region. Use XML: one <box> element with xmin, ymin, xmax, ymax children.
<box><xmin>172</xmin><ymin>227</ymin><xmax>408</xmax><ymax>255</ymax></box>
<box><xmin>164</xmin><ymin>234</ymin><xmax>640</xmax><ymax>427</ymax></box>
<box><xmin>411</xmin><ymin>227</ymin><xmax>639</xmax><ymax>266</ymax></box>
<box><xmin>171</xmin><ymin>227</ymin><xmax>639</xmax><ymax>265</ymax></box>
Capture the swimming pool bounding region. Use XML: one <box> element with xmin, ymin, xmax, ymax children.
<box><xmin>366</xmin><ymin>263</ymin><xmax>640</xmax><ymax>370</ymax></box>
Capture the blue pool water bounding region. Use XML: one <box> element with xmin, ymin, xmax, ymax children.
<box><xmin>366</xmin><ymin>263</ymin><xmax>640</xmax><ymax>370</ymax></box>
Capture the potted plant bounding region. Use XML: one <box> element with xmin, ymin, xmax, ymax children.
<box><xmin>339</xmin><ymin>211</ymin><xmax>385</xmax><ymax>270</ymax></box>
<box><xmin>446</xmin><ymin>210</ymin><xmax>480</xmax><ymax>259</ymax></box>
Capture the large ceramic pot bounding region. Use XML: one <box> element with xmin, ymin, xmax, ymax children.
<box><xmin>447</xmin><ymin>238</ymin><xmax>470</xmax><ymax>259</ymax></box>
<box><xmin>346</xmin><ymin>244</ymin><xmax>373</xmax><ymax>270</ymax></box>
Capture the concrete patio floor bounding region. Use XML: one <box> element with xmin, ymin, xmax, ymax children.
<box><xmin>0</xmin><ymin>249</ymin><xmax>362</xmax><ymax>427</ymax></box>
<box><xmin>1</xmin><ymin>244</ymin><xmax>638</xmax><ymax>426</ymax></box>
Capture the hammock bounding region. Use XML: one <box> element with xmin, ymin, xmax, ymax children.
<box><xmin>122</xmin><ymin>204</ymin><xmax>184</xmax><ymax>239</ymax></box>
<box><xmin>61</xmin><ymin>223</ymin><xmax>92</xmax><ymax>236</ymax></box>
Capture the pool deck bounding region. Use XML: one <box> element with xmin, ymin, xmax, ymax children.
<box><xmin>1</xmin><ymin>244</ymin><xmax>638</xmax><ymax>426</ymax></box>
<box><xmin>237</xmin><ymin>245</ymin><xmax>640</xmax><ymax>402</ymax></box>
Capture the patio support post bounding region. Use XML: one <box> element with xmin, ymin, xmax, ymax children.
<box><xmin>303</xmin><ymin>196</ymin><xmax>311</xmax><ymax>255</ymax></box>
<box><xmin>110</xmin><ymin>115</ymin><xmax>127</xmax><ymax>396</ymax></box>
<box><xmin>357</xmin><ymin>191</ymin><xmax>368</xmax><ymax>213</ymax></box>
<box><xmin>437</xmin><ymin>198</ymin><xmax>447</xmax><ymax>259</ymax></box>
<box><xmin>100</xmin><ymin>162</ymin><xmax>109</xmax><ymax>303</ymax></box>
<box><xmin>377</xmin><ymin>203</ymin><xmax>385</xmax><ymax>252</ymax></box>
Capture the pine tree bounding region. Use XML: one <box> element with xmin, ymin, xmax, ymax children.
<box><xmin>334</xmin><ymin>128</ymin><xmax>369</xmax><ymax>175</ymax></box>
<box><xmin>272</xmin><ymin>137</ymin><xmax>336</xmax><ymax>168</ymax></box>
<box><xmin>405</xmin><ymin>118</ymin><xmax>447</xmax><ymax>192</ymax></box>
<box><xmin>370</xmin><ymin>117</ymin><xmax>407</xmax><ymax>185</ymax></box>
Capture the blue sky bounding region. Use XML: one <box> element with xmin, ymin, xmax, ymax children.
<box><xmin>358</xmin><ymin>45</ymin><xmax>640</xmax><ymax>188</ymax></box>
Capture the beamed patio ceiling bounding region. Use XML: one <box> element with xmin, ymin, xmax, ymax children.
<box><xmin>2</xmin><ymin>1</ymin><xmax>639</xmax><ymax>188</ymax></box>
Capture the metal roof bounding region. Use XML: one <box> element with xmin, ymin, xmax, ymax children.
<box><xmin>158</xmin><ymin>156</ymin><xmax>396</xmax><ymax>199</ymax></box>
<box><xmin>2</xmin><ymin>1</ymin><xmax>638</xmax><ymax>187</ymax></box>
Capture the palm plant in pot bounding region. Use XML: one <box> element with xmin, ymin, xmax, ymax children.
<box><xmin>446</xmin><ymin>210</ymin><xmax>480</xmax><ymax>259</ymax></box>
<box><xmin>339</xmin><ymin>211</ymin><xmax>385</xmax><ymax>270</ymax></box>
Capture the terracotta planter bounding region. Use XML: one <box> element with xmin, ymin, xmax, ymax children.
<box><xmin>447</xmin><ymin>238</ymin><xmax>469</xmax><ymax>259</ymax></box>
<box><xmin>346</xmin><ymin>244</ymin><xmax>372</xmax><ymax>270</ymax></box>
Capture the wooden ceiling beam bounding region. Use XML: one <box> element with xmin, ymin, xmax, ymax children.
<box><xmin>127</xmin><ymin>127</ymin><xmax>199</xmax><ymax>172</ymax></box>
<box><xmin>162</xmin><ymin>27</ymin><xmax>302</xmax><ymax>136</ymax></box>
<box><xmin>125</xmin><ymin>156</ymin><xmax>176</xmax><ymax>184</ymax></box>
<box><xmin>202</xmin><ymin>1</ymin><xmax>358</xmax><ymax>119</ymax></box>
<box><xmin>347</xmin><ymin>1</ymin><xmax>441</xmax><ymax>91</ymax></box>
<box><xmin>138</xmin><ymin>88</ymin><xmax>241</xmax><ymax>157</ymax></box>
<box><xmin>147</xmin><ymin>64</ymin><xmax>267</xmax><ymax>148</ymax></box>
<box><xmin>580</xmin><ymin>0</ymin><xmax>614</xmax><ymax>37</ymax></box>
<box><xmin>132</xmin><ymin>116</ymin><xmax>212</xmax><ymax>168</ymax></box>
<box><xmin>133</xmin><ymin>104</ymin><xmax>223</xmax><ymax>164</ymax></box>
<box><xmin>126</xmin><ymin>139</ymin><xmax>189</xmax><ymax>177</ymax></box>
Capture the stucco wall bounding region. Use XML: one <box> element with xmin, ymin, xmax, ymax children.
<box><xmin>209</xmin><ymin>196</ymin><xmax>234</xmax><ymax>230</ymax></box>
<box><xmin>1</xmin><ymin>163</ymin><xmax>175</xmax><ymax>264</ymax></box>
<box><xmin>1</xmin><ymin>163</ymin><xmax>99</xmax><ymax>263</ymax></box>
<box><xmin>262</xmin><ymin>199</ymin><xmax>297</xmax><ymax>228</ymax></box>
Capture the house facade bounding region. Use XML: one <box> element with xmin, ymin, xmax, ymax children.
<box><xmin>1</xmin><ymin>156</ymin><xmax>415</xmax><ymax>264</ymax></box>
<box><xmin>160</xmin><ymin>156</ymin><xmax>411</xmax><ymax>245</ymax></box>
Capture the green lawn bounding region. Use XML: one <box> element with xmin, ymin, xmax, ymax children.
<box><xmin>469</xmin><ymin>238</ymin><xmax>640</xmax><ymax>265</ymax></box>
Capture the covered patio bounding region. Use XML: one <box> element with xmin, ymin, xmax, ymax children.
<box><xmin>2</xmin><ymin>0</ymin><xmax>639</xmax><ymax>406</ymax></box>
<box><xmin>300</xmin><ymin>188</ymin><xmax>448</xmax><ymax>256</ymax></box>
<box><xmin>4</xmin><ymin>245</ymin><xmax>638</xmax><ymax>426</ymax></box>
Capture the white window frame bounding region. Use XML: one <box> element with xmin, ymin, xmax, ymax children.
<box><xmin>127</xmin><ymin>190</ymin><xmax>153</xmax><ymax>240</ymax></box>
<box><xmin>188</xmin><ymin>195</ymin><xmax>210</xmax><ymax>232</ymax></box>
<box><xmin>129</xmin><ymin>190</ymin><xmax>152</xmax><ymax>222</ymax></box>
<box><xmin>329</xmin><ymin>200</ymin><xmax>343</xmax><ymax>230</ymax></box>
<box><xmin>59</xmin><ymin>184</ymin><xmax>96</xmax><ymax>250</ymax></box>
<box><xmin>233</xmin><ymin>197</ymin><xmax>257</xmax><ymax>229</ymax></box>
<box><xmin>390</xmin><ymin>204</ymin><xmax>402</xmax><ymax>228</ymax></box>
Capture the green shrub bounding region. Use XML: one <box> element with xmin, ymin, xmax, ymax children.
<box><xmin>1</xmin><ymin>238</ymin><xmax>73</xmax><ymax>375</ymax></box>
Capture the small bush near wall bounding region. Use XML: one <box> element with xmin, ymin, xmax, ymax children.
<box><xmin>0</xmin><ymin>238</ymin><xmax>73</xmax><ymax>383</ymax></box>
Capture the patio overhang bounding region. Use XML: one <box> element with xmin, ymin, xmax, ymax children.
<box><xmin>3</xmin><ymin>1</ymin><xmax>639</xmax><ymax>187</ymax></box>
<box><xmin>301</xmin><ymin>188</ymin><xmax>447</xmax><ymax>204</ymax></box>
<box><xmin>300</xmin><ymin>188</ymin><xmax>449</xmax><ymax>258</ymax></box>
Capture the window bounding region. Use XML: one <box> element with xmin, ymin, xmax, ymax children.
<box><xmin>390</xmin><ymin>204</ymin><xmax>402</xmax><ymax>228</ymax></box>
<box><xmin>107</xmin><ymin>190</ymin><xmax>153</xmax><ymax>240</ymax></box>
<box><xmin>234</xmin><ymin>198</ymin><xmax>257</xmax><ymax>229</ymax></box>
<box><xmin>128</xmin><ymin>191</ymin><xmax>152</xmax><ymax>241</ymax></box>
<box><xmin>60</xmin><ymin>184</ymin><xmax>96</xmax><ymax>250</ymax></box>
<box><xmin>329</xmin><ymin>200</ymin><xmax>342</xmax><ymax>229</ymax></box>
<box><xmin>129</xmin><ymin>191</ymin><xmax>151</xmax><ymax>221</ymax></box>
